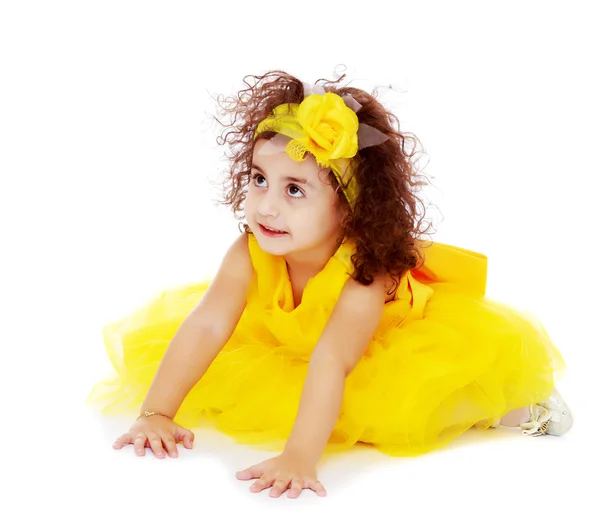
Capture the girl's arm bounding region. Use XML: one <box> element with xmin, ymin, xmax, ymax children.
<box><xmin>282</xmin><ymin>274</ymin><xmax>387</xmax><ymax>466</ymax></box>
<box><xmin>139</xmin><ymin>232</ymin><xmax>253</xmax><ymax>419</ymax></box>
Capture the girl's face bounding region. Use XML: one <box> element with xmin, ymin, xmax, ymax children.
<box><xmin>244</xmin><ymin>137</ymin><xmax>346</xmax><ymax>257</ymax></box>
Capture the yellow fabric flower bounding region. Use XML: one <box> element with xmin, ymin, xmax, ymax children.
<box><xmin>297</xmin><ymin>93</ymin><xmax>359</xmax><ymax>164</ymax></box>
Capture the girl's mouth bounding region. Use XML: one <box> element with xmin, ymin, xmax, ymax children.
<box><xmin>259</xmin><ymin>224</ymin><xmax>288</xmax><ymax>237</ymax></box>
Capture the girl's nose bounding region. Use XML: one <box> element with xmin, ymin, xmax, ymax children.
<box><xmin>256</xmin><ymin>192</ymin><xmax>280</xmax><ymax>217</ymax></box>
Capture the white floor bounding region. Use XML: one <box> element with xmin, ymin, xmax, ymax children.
<box><xmin>84</xmin><ymin>397</ymin><xmax>593</xmax><ymax>519</ymax></box>
<box><xmin>8</xmin><ymin>359</ymin><xmax>594</xmax><ymax>520</ymax></box>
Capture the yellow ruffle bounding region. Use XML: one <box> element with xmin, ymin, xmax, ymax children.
<box><xmin>87</xmin><ymin>234</ymin><xmax>566</xmax><ymax>456</ymax></box>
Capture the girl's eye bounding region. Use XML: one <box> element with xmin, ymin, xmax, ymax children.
<box><xmin>251</xmin><ymin>173</ymin><xmax>267</xmax><ymax>186</ymax></box>
<box><xmin>287</xmin><ymin>185</ymin><xmax>304</xmax><ymax>198</ymax></box>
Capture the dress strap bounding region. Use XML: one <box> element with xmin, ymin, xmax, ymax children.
<box><xmin>246</xmin><ymin>233</ymin><xmax>288</xmax><ymax>307</ymax></box>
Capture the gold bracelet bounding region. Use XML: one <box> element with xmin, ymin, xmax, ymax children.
<box><xmin>137</xmin><ymin>410</ymin><xmax>172</xmax><ymax>421</ymax></box>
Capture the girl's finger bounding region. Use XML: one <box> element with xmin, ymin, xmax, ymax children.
<box><xmin>133</xmin><ymin>434</ymin><xmax>147</xmax><ymax>456</ymax></box>
<box><xmin>306</xmin><ymin>479</ymin><xmax>327</xmax><ymax>497</ymax></box>
<box><xmin>113</xmin><ymin>433</ymin><xmax>131</xmax><ymax>450</ymax></box>
<box><xmin>161</xmin><ymin>435</ymin><xmax>178</xmax><ymax>458</ymax></box>
<box><xmin>147</xmin><ymin>433</ymin><xmax>165</xmax><ymax>458</ymax></box>
<box><xmin>287</xmin><ymin>478</ymin><xmax>305</xmax><ymax>499</ymax></box>
<box><xmin>269</xmin><ymin>478</ymin><xmax>290</xmax><ymax>498</ymax></box>
<box><xmin>250</xmin><ymin>476</ymin><xmax>274</xmax><ymax>493</ymax></box>
<box><xmin>175</xmin><ymin>428</ymin><xmax>194</xmax><ymax>449</ymax></box>
<box><xmin>181</xmin><ymin>430</ymin><xmax>194</xmax><ymax>449</ymax></box>
<box><xmin>236</xmin><ymin>463</ymin><xmax>265</xmax><ymax>480</ymax></box>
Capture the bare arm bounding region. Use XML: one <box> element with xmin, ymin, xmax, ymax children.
<box><xmin>283</xmin><ymin>274</ymin><xmax>387</xmax><ymax>466</ymax></box>
<box><xmin>140</xmin><ymin>232</ymin><xmax>253</xmax><ymax>419</ymax></box>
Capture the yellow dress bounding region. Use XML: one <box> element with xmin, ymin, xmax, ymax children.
<box><xmin>87</xmin><ymin>233</ymin><xmax>566</xmax><ymax>456</ymax></box>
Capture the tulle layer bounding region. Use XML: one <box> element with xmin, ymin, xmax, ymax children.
<box><xmin>87</xmin><ymin>277</ymin><xmax>565</xmax><ymax>457</ymax></box>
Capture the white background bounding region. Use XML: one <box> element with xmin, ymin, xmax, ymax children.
<box><xmin>2</xmin><ymin>0</ymin><xmax>598</xmax><ymax>519</ymax></box>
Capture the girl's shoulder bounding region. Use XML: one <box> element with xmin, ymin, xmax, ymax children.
<box><xmin>228</xmin><ymin>231</ymin><xmax>252</xmax><ymax>261</ymax></box>
<box><xmin>335</xmin><ymin>239</ymin><xmax>399</xmax><ymax>304</ymax></box>
<box><xmin>338</xmin><ymin>239</ymin><xmax>399</xmax><ymax>304</ymax></box>
<box><xmin>220</xmin><ymin>232</ymin><xmax>253</xmax><ymax>278</ymax></box>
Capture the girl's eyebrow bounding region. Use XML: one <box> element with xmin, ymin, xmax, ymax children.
<box><xmin>251</xmin><ymin>164</ymin><xmax>313</xmax><ymax>188</ymax></box>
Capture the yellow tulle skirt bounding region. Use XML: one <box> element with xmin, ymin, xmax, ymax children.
<box><xmin>87</xmin><ymin>237</ymin><xmax>566</xmax><ymax>457</ymax></box>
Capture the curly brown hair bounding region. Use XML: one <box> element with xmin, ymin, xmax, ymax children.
<box><xmin>210</xmin><ymin>69</ymin><xmax>436</xmax><ymax>294</ymax></box>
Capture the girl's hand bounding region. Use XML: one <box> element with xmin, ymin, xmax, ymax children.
<box><xmin>112</xmin><ymin>415</ymin><xmax>195</xmax><ymax>458</ymax></box>
<box><xmin>236</xmin><ymin>452</ymin><xmax>327</xmax><ymax>498</ymax></box>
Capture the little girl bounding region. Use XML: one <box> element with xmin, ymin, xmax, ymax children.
<box><xmin>87</xmin><ymin>69</ymin><xmax>572</xmax><ymax>498</ymax></box>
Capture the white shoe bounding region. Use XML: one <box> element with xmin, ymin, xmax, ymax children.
<box><xmin>519</xmin><ymin>389</ymin><xmax>573</xmax><ymax>436</ymax></box>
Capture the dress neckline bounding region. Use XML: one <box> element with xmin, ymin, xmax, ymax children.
<box><xmin>274</xmin><ymin>238</ymin><xmax>354</xmax><ymax>314</ymax></box>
